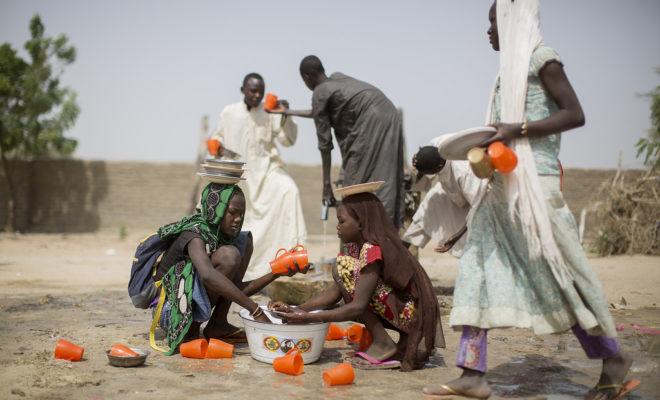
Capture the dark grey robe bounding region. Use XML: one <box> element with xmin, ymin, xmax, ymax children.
<box><xmin>312</xmin><ymin>73</ymin><xmax>404</xmax><ymax>227</ymax></box>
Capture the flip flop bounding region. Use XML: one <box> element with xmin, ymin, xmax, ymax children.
<box><xmin>593</xmin><ymin>379</ymin><xmax>641</xmax><ymax>400</ymax></box>
<box><xmin>423</xmin><ymin>384</ymin><xmax>491</xmax><ymax>399</ymax></box>
<box><xmin>345</xmin><ymin>351</ymin><xmax>401</xmax><ymax>370</ymax></box>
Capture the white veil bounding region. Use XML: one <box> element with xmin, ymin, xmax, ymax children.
<box><xmin>484</xmin><ymin>0</ymin><xmax>573</xmax><ymax>287</ymax></box>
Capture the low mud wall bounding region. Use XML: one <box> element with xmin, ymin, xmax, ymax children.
<box><xmin>0</xmin><ymin>160</ymin><xmax>640</xmax><ymax>240</ymax></box>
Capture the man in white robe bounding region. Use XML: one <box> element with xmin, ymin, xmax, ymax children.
<box><xmin>214</xmin><ymin>73</ymin><xmax>307</xmax><ymax>280</ymax></box>
<box><xmin>402</xmin><ymin>144</ymin><xmax>480</xmax><ymax>257</ymax></box>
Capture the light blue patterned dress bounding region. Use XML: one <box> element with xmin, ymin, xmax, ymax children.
<box><xmin>449</xmin><ymin>46</ymin><xmax>616</xmax><ymax>337</ymax></box>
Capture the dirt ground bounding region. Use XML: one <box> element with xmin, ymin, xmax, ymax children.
<box><xmin>0</xmin><ymin>232</ymin><xmax>658</xmax><ymax>400</ymax></box>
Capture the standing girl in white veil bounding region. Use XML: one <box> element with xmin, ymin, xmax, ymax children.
<box><xmin>423</xmin><ymin>1</ymin><xmax>636</xmax><ymax>399</ymax></box>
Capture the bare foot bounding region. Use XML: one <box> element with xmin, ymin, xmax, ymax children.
<box><xmin>586</xmin><ymin>352</ymin><xmax>633</xmax><ymax>400</ymax></box>
<box><xmin>423</xmin><ymin>369</ymin><xmax>491</xmax><ymax>399</ymax></box>
<box><xmin>203</xmin><ymin>322</ymin><xmax>242</xmax><ymax>339</ymax></box>
<box><xmin>183</xmin><ymin>321</ymin><xmax>201</xmax><ymax>342</ymax></box>
<box><xmin>364</xmin><ymin>338</ymin><xmax>398</xmax><ymax>361</ymax></box>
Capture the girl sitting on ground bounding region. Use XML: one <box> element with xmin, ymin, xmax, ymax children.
<box><xmin>272</xmin><ymin>190</ymin><xmax>444</xmax><ymax>371</ymax></box>
<box><xmin>146</xmin><ymin>182</ymin><xmax>302</xmax><ymax>353</ymax></box>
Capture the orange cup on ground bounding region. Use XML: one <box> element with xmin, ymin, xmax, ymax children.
<box><xmin>346</xmin><ymin>324</ymin><xmax>366</xmax><ymax>343</ymax></box>
<box><xmin>487</xmin><ymin>141</ymin><xmax>518</xmax><ymax>173</ymax></box>
<box><xmin>273</xmin><ymin>349</ymin><xmax>304</xmax><ymax>376</ymax></box>
<box><xmin>54</xmin><ymin>339</ymin><xmax>84</xmax><ymax>361</ymax></box>
<box><xmin>109</xmin><ymin>343</ymin><xmax>138</xmax><ymax>357</ymax></box>
<box><xmin>322</xmin><ymin>363</ymin><xmax>355</xmax><ymax>386</ymax></box>
<box><xmin>326</xmin><ymin>323</ymin><xmax>346</xmax><ymax>340</ymax></box>
<box><xmin>206</xmin><ymin>338</ymin><xmax>234</xmax><ymax>359</ymax></box>
<box><xmin>206</xmin><ymin>138</ymin><xmax>221</xmax><ymax>157</ymax></box>
<box><xmin>270</xmin><ymin>248</ymin><xmax>295</xmax><ymax>275</ymax></box>
<box><xmin>290</xmin><ymin>245</ymin><xmax>309</xmax><ymax>272</ymax></box>
<box><xmin>264</xmin><ymin>93</ymin><xmax>278</xmax><ymax>111</ymax></box>
<box><xmin>180</xmin><ymin>338</ymin><xmax>208</xmax><ymax>359</ymax></box>
<box><xmin>358</xmin><ymin>329</ymin><xmax>373</xmax><ymax>351</ymax></box>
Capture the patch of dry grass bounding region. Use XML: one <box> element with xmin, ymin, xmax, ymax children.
<box><xmin>592</xmin><ymin>169</ymin><xmax>660</xmax><ymax>256</ymax></box>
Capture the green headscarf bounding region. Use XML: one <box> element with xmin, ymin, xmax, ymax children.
<box><xmin>158</xmin><ymin>183</ymin><xmax>243</xmax><ymax>251</ymax></box>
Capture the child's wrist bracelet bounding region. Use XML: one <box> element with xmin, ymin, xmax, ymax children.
<box><xmin>250</xmin><ymin>305</ymin><xmax>263</xmax><ymax>318</ymax></box>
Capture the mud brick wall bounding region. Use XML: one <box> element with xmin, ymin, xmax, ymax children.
<box><xmin>0</xmin><ymin>160</ymin><xmax>195</xmax><ymax>233</ymax></box>
<box><xmin>0</xmin><ymin>159</ymin><xmax>640</xmax><ymax>238</ymax></box>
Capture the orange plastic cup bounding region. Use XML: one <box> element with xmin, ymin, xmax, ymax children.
<box><xmin>273</xmin><ymin>349</ymin><xmax>304</xmax><ymax>376</ymax></box>
<box><xmin>109</xmin><ymin>343</ymin><xmax>138</xmax><ymax>357</ymax></box>
<box><xmin>290</xmin><ymin>245</ymin><xmax>309</xmax><ymax>272</ymax></box>
<box><xmin>206</xmin><ymin>338</ymin><xmax>234</xmax><ymax>359</ymax></box>
<box><xmin>180</xmin><ymin>338</ymin><xmax>208</xmax><ymax>359</ymax></box>
<box><xmin>206</xmin><ymin>138</ymin><xmax>221</xmax><ymax>157</ymax></box>
<box><xmin>358</xmin><ymin>328</ymin><xmax>373</xmax><ymax>351</ymax></box>
<box><xmin>322</xmin><ymin>363</ymin><xmax>355</xmax><ymax>386</ymax></box>
<box><xmin>487</xmin><ymin>141</ymin><xmax>518</xmax><ymax>173</ymax></box>
<box><xmin>54</xmin><ymin>339</ymin><xmax>84</xmax><ymax>361</ymax></box>
<box><xmin>346</xmin><ymin>324</ymin><xmax>365</xmax><ymax>343</ymax></box>
<box><xmin>270</xmin><ymin>248</ymin><xmax>295</xmax><ymax>275</ymax></box>
<box><xmin>264</xmin><ymin>93</ymin><xmax>278</xmax><ymax>111</ymax></box>
<box><xmin>326</xmin><ymin>323</ymin><xmax>346</xmax><ymax>341</ymax></box>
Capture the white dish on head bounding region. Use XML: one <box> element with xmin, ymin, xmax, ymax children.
<box><xmin>334</xmin><ymin>181</ymin><xmax>385</xmax><ymax>199</ymax></box>
<box><xmin>204</xmin><ymin>157</ymin><xmax>245</xmax><ymax>166</ymax></box>
<box><xmin>437</xmin><ymin>126</ymin><xmax>497</xmax><ymax>160</ymax></box>
<box><xmin>202</xmin><ymin>162</ymin><xmax>244</xmax><ymax>171</ymax></box>
<box><xmin>201</xmin><ymin>164</ymin><xmax>245</xmax><ymax>177</ymax></box>
<box><xmin>239</xmin><ymin>306</ymin><xmax>328</xmax><ymax>364</ymax></box>
<box><xmin>196</xmin><ymin>172</ymin><xmax>245</xmax><ymax>184</ymax></box>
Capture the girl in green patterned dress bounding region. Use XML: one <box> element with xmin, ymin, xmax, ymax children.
<box><xmin>152</xmin><ymin>182</ymin><xmax>302</xmax><ymax>353</ymax></box>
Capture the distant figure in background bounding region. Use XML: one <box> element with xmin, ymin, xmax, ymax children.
<box><xmin>214</xmin><ymin>73</ymin><xmax>306</xmax><ymax>280</ymax></box>
<box><xmin>272</xmin><ymin>56</ymin><xmax>405</xmax><ymax>227</ymax></box>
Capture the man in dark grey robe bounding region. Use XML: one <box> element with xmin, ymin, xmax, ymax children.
<box><xmin>273</xmin><ymin>55</ymin><xmax>404</xmax><ymax>227</ymax></box>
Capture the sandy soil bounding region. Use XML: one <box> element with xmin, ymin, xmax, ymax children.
<box><xmin>0</xmin><ymin>232</ymin><xmax>658</xmax><ymax>399</ymax></box>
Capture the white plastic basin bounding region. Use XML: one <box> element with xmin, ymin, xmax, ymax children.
<box><xmin>239</xmin><ymin>307</ymin><xmax>329</xmax><ymax>364</ymax></box>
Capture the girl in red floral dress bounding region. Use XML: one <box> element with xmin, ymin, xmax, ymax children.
<box><xmin>274</xmin><ymin>192</ymin><xmax>444</xmax><ymax>371</ymax></box>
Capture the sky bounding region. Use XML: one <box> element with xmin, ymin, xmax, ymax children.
<box><xmin>1</xmin><ymin>0</ymin><xmax>659</xmax><ymax>169</ymax></box>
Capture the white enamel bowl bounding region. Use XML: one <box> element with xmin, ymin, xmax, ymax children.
<box><xmin>239</xmin><ymin>307</ymin><xmax>329</xmax><ymax>364</ymax></box>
